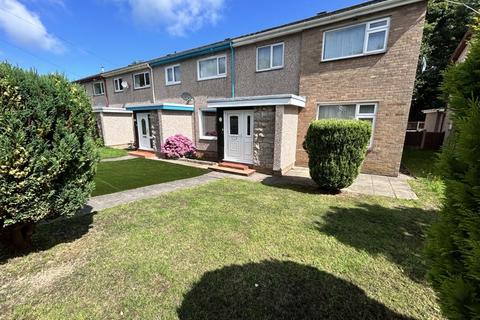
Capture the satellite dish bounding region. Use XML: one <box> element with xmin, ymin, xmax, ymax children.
<box><xmin>121</xmin><ymin>80</ymin><xmax>129</xmax><ymax>89</ymax></box>
<box><xmin>181</xmin><ymin>92</ymin><xmax>194</xmax><ymax>104</ymax></box>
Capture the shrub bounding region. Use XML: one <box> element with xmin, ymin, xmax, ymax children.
<box><xmin>425</xmin><ymin>28</ymin><xmax>480</xmax><ymax>319</ymax></box>
<box><xmin>0</xmin><ymin>63</ymin><xmax>98</xmax><ymax>250</ymax></box>
<box><xmin>161</xmin><ymin>134</ymin><xmax>196</xmax><ymax>159</ymax></box>
<box><xmin>303</xmin><ymin>119</ymin><xmax>371</xmax><ymax>190</ymax></box>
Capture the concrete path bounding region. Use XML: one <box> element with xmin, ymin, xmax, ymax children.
<box><xmin>83</xmin><ymin>172</ymin><xmax>226</xmax><ymax>213</ymax></box>
<box><xmin>100</xmin><ymin>155</ymin><xmax>136</xmax><ymax>162</ymax></box>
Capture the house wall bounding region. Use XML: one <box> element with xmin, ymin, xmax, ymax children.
<box><xmin>83</xmin><ymin>82</ymin><xmax>107</xmax><ymax>108</ymax></box>
<box><xmin>296</xmin><ymin>1</ymin><xmax>426</xmax><ymax>176</ymax></box>
<box><xmin>152</xmin><ymin>51</ymin><xmax>231</xmax><ymax>158</ymax></box>
<box><xmin>104</xmin><ymin>69</ymin><xmax>154</xmax><ymax>107</ymax></box>
<box><xmin>160</xmin><ymin>110</ymin><xmax>194</xmax><ymax>143</ymax></box>
<box><xmin>273</xmin><ymin>105</ymin><xmax>298</xmax><ymax>174</ymax></box>
<box><xmin>100</xmin><ymin>112</ymin><xmax>134</xmax><ymax>147</ymax></box>
<box><xmin>234</xmin><ymin>34</ymin><xmax>302</xmax><ymax>97</ymax></box>
<box><xmin>253</xmin><ymin>106</ymin><xmax>276</xmax><ymax>171</ymax></box>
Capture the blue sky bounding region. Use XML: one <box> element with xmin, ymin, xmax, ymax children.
<box><xmin>0</xmin><ymin>0</ymin><xmax>368</xmax><ymax>80</ymax></box>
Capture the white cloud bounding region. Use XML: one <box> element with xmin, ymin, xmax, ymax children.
<box><xmin>115</xmin><ymin>0</ymin><xmax>225</xmax><ymax>36</ymax></box>
<box><xmin>0</xmin><ymin>0</ymin><xmax>65</xmax><ymax>54</ymax></box>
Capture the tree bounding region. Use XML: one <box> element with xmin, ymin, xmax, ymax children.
<box><xmin>411</xmin><ymin>0</ymin><xmax>479</xmax><ymax>120</ymax></box>
<box><xmin>425</xmin><ymin>26</ymin><xmax>480</xmax><ymax>319</ymax></box>
<box><xmin>0</xmin><ymin>63</ymin><xmax>98</xmax><ymax>250</ymax></box>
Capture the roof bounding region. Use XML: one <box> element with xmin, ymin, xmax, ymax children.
<box><xmin>451</xmin><ymin>30</ymin><xmax>473</xmax><ymax>62</ymax></box>
<box><xmin>76</xmin><ymin>0</ymin><xmax>424</xmax><ymax>81</ymax></box>
<box><xmin>75</xmin><ymin>73</ymin><xmax>102</xmax><ymax>84</ymax></box>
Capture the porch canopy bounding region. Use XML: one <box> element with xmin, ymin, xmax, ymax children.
<box><xmin>126</xmin><ymin>102</ymin><xmax>194</xmax><ymax>112</ymax></box>
<box><xmin>206</xmin><ymin>94</ymin><xmax>306</xmax><ymax>109</ymax></box>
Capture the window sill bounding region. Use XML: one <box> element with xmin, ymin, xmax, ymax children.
<box><xmin>166</xmin><ymin>82</ymin><xmax>181</xmax><ymax>86</ymax></box>
<box><xmin>133</xmin><ymin>85</ymin><xmax>151</xmax><ymax>90</ymax></box>
<box><xmin>114</xmin><ymin>90</ymin><xmax>124</xmax><ymax>93</ymax></box>
<box><xmin>199</xmin><ymin>136</ymin><xmax>218</xmax><ymax>141</ymax></box>
<box><xmin>256</xmin><ymin>66</ymin><xmax>284</xmax><ymax>73</ymax></box>
<box><xmin>93</xmin><ymin>94</ymin><xmax>105</xmax><ymax>96</ymax></box>
<box><xmin>321</xmin><ymin>49</ymin><xmax>386</xmax><ymax>63</ymax></box>
<box><xmin>197</xmin><ymin>75</ymin><xmax>227</xmax><ymax>82</ymax></box>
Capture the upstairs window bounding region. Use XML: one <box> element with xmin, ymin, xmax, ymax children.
<box><xmin>322</xmin><ymin>18</ymin><xmax>390</xmax><ymax>61</ymax></box>
<box><xmin>198</xmin><ymin>55</ymin><xmax>226</xmax><ymax>80</ymax></box>
<box><xmin>317</xmin><ymin>103</ymin><xmax>377</xmax><ymax>148</ymax></box>
<box><xmin>93</xmin><ymin>81</ymin><xmax>104</xmax><ymax>96</ymax></box>
<box><xmin>133</xmin><ymin>72</ymin><xmax>151</xmax><ymax>89</ymax></box>
<box><xmin>113</xmin><ymin>78</ymin><xmax>124</xmax><ymax>92</ymax></box>
<box><xmin>256</xmin><ymin>43</ymin><xmax>284</xmax><ymax>71</ymax></box>
<box><xmin>165</xmin><ymin>64</ymin><xmax>181</xmax><ymax>85</ymax></box>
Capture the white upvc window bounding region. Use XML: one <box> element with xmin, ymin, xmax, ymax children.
<box><xmin>165</xmin><ymin>64</ymin><xmax>181</xmax><ymax>85</ymax></box>
<box><xmin>133</xmin><ymin>71</ymin><xmax>151</xmax><ymax>89</ymax></box>
<box><xmin>93</xmin><ymin>81</ymin><xmax>104</xmax><ymax>96</ymax></box>
<box><xmin>198</xmin><ymin>109</ymin><xmax>217</xmax><ymax>140</ymax></box>
<box><xmin>322</xmin><ymin>17</ymin><xmax>390</xmax><ymax>61</ymax></box>
<box><xmin>317</xmin><ymin>103</ymin><xmax>377</xmax><ymax>148</ymax></box>
<box><xmin>197</xmin><ymin>55</ymin><xmax>226</xmax><ymax>81</ymax></box>
<box><xmin>113</xmin><ymin>77</ymin><xmax>124</xmax><ymax>92</ymax></box>
<box><xmin>256</xmin><ymin>42</ymin><xmax>284</xmax><ymax>72</ymax></box>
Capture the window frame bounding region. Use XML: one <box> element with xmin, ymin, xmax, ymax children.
<box><xmin>197</xmin><ymin>55</ymin><xmax>227</xmax><ymax>81</ymax></box>
<box><xmin>317</xmin><ymin>102</ymin><xmax>378</xmax><ymax>148</ymax></box>
<box><xmin>133</xmin><ymin>71</ymin><xmax>151</xmax><ymax>90</ymax></box>
<box><xmin>321</xmin><ymin>17</ymin><xmax>390</xmax><ymax>62</ymax></box>
<box><xmin>93</xmin><ymin>81</ymin><xmax>105</xmax><ymax>96</ymax></box>
<box><xmin>165</xmin><ymin>64</ymin><xmax>181</xmax><ymax>86</ymax></box>
<box><xmin>198</xmin><ymin>109</ymin><xmax>218</xmax><ymax>140</ymax></box>
<box><xmin>256</xmin><ymin>42</ymin><xmax>285</xmax><ymax>72</ymax></box>
<box><xmin>113</xmin><ymin>77</ymin><xmax>124</xmax><ymax>93</ymax></box>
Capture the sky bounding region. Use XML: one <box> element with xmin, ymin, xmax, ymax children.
<box><xmin>0</xmin><ymin>0</ymin><xmax>368</xmax><ymax>80</ymax></box>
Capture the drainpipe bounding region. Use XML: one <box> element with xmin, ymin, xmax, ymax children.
<box><xmin>102</xmin><ymin>76</ymin><xmax>109</xmax><ymax>107</ymax></box>
<box><xmin>230</xmin><ymin>42</ymin><xmax>235</xmax><ymax>98</ymax></box>
<box><xmin>148</xmin><ymin>64</ymin><xmax>156</xmax><ymax>103</ymax></box>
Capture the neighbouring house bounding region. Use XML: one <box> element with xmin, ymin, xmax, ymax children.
<box><xmin>76</xmin><ymin>0</ymin><xmax>426</xmax><ymax>177</ymax></box>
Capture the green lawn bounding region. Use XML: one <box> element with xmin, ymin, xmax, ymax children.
<box><xmin>93</xmin><ymin>158</ymin><xmax>208</xmax><ymax>196</ymax></box>
<box><xmin>0</xmin><ymin>177</ymin><xmax>443</xmax><ymax>319</ymax></box>
<box><xmin>98</xmin><ymin>147</ymin><xmax>129</xmax><ymax>160</ymax></box>
<box><xmin>401</xmin><ymin>148</ymin><xmax>445</xmax><ymax>207</ymax></box>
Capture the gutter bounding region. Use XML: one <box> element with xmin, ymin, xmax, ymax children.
<box><xmin>232</xmin><ymin>0</ymin><xmax>424</xmax><ymax>47</ymax></box>
<box><xmin>149</xmin><ymin>42</ymin><xmax>231</xmax><ymax>67</ymax></box>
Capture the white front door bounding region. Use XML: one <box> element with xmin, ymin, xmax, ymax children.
<box><xmin>224</xmin><ymin>110</ymin><xmax>254</xmax><ymax>164</ymax></box>
<box><xmin>136</xmin><ymin>113</ymin><xmax>153</xmax><ymax>150</ymax></box>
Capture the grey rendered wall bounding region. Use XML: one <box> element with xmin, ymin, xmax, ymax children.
<box><xmin>104</xmin><ymin>69</ymin><xmax>154</xmax><ymax>106</ymax></box>
<box><xmin>234</xmin><ymin>33</ymin><xmax>302</xmax><ymax>97</ymax></box>
<box><xmin>83</xmin><ymin>82</ymin><xmax>107</xmax><ymax>108</ymax></box>
<box><xmin>152</xmin><ymin>51</ymin><xmax>231</xmax><ymax>156</ymax></box>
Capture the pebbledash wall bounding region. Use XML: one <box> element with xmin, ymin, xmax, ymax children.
<box><xmin>296</xmin><ymin>1</ymin><xmax>427</xmax><ymax>176</ymax></box>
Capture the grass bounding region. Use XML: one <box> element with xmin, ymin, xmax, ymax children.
<box><xmin>98</xmin><ymin>147</ymin><xmax>129</xmax><ymax>160</ymax></box>
<box><xmin>401</xmin><ymin>148</ymin><xmax>445</xmax><ymax>207</ymax></box>
<box><xmin>0</xmin><ymin>178</ymin><xmax>444</xmax><ymax>319</ymax></box>
<box><xmin>93</xmin><ymin>158</ymin><xmax>208</xmax><ymax>196</ymax></box>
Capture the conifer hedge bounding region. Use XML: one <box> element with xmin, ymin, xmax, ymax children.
<box><xmin>0</xmin><ymin>63</ymin><xmax>98</xmax><ymax>249</ymax></box>
<box><xmin>425</xmin><ymin>27</ymin><xmax>480</xmax><ymax>319</ymax></box>
<box><xmin>303</xmin><ymin>119</ymin><xmax>371</xmax><ymax>190</ymax></box>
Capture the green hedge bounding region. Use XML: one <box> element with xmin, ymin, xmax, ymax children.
<box><xmin>303</xmin><ymin>119</ymin><xmax>371</xmax><ymax>190</ymax></box>
<box><xmin>0</xmin><ymin>63</ymin><xmax>98</xmax><ymax>249</ymax></box>
<box><xmin>425</xmin><ymin>28</ymin><xmax>480</xmax><ymax>319</ymax></box>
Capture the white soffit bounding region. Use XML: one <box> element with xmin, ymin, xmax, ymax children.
<box><xmin>207</xmin><ymin>94</ymin><xmax>306</xmax><ymax>108</ymax></box>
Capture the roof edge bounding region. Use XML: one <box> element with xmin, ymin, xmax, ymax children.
<box><xmin>232</xmin><ymin>0</ymin><xmax>424</xmax><ymax>47</ymax></box>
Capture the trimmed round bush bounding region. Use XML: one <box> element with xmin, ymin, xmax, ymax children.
<box><xmin>161</xmin><ymin>134</ymin><xmax>197</xmax><ymax>159</ymax></box>
<box><xmin>0</xmin><ymin>63</ymin><xmax>98</xmax><ymax>249</ymax></box>
<box><xmin>303</xmin><ymin>119</ymin><xmax>371</xmax><ymax>190</ymax></box>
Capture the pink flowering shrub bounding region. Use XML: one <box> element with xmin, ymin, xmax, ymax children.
<box><xmin>161</xmin><ymin>134</ymin><xmax>197</xmax><ymax>159</ymax></box>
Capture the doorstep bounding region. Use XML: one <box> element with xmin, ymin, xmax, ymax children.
<box><xmin>208</xmin><ymin>162</ymin><xmax>256</xmax><ymax>176</ymax></box>
<box><xmin>128</xmin><ymin>150</ymin><xmax>157</xmax><ymax>159</ymax></box>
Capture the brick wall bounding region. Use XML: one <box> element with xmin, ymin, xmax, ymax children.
<box><xmin>296</xmin><ymin>1</ymin><xmax>426</xmax><ymax>176</ymax></box>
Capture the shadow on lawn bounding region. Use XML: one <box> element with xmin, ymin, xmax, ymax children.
<box><xmin>0</xmin><ymin>209</ymin><xmax>94</xmax><ymax>264</ymax></box>
<box><xmin>260</xmin><ymin>176</ymin><xmax>339</xmax><ymax>195</ymax></box>
<box><xmin>178</xmin><ymin>260</ymin><xmax>413</xmax><ymax>320</ymax></box>
<box><xmin>316</xmin><ymin>203</ymin><xmax>437</xmax><ymax>283</ymax></box>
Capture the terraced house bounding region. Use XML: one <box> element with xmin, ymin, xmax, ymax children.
<box><xmin>77</xmin><ymin>0</ymin><xmax>426</xmax><ymax>177</ymax></box>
